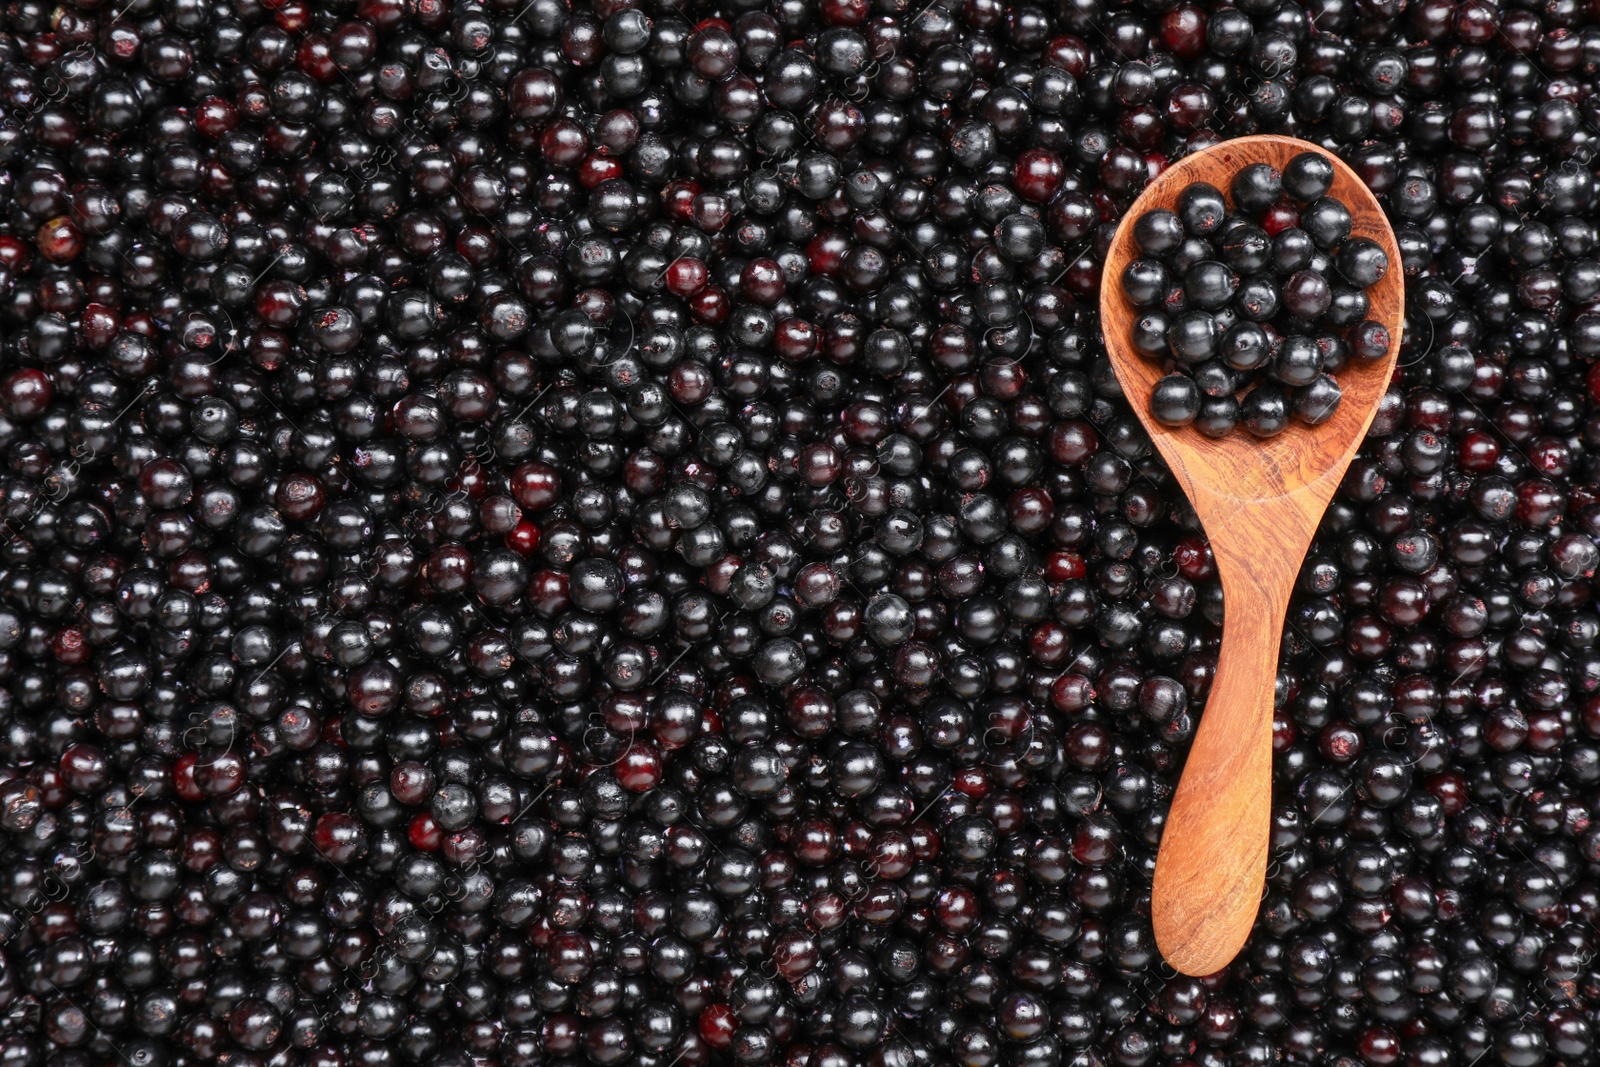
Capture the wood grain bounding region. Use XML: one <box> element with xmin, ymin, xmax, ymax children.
<box><xmin>1098</xmin><ymin>135</ymin><xmax>1404</xmax><ymax>976</ymax></box>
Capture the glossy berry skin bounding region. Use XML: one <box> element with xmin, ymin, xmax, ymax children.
<box><xmin>1301</xmin><ymin>197</ymin><xmax>1354</xmax><ymax>249</ymax></box>
<box><xmin>1241</xmin><ymin>382</ymin><xmax>1291</xmax><ymax>436</ymax></box>
<box><xmin>1336</xmin><ymin>238</ymin><xmax>1390</xmax><ymax>288</ymax></box>
<box><xmin>1013</xmin><ymin>148</ymin><xmax>1065</xmax><ymax>203</ymax></box>
<box><xmin>1134</xmin><ymin>209</ymin><xmax>1186</xmax><ymax>255</ymax></box>
<box><xmin>1351</xmin><ymin>320</ymin><xmax>1392</xmax><ymax>361</ymax></box>
<box><xmin>1231</xmin><ymin>163</ymin><xmax>1283</xmax><ymax>215</ymax></box>
<box><xmin>1282</xmin><ymin>151</ymin><xmax>1335</xmax><ymax>201</ymax></box>
<box><xmin>1151</xmin><ymin>373</ymin><xmax>1202</xmax><ymax>426</ymax></box>
<box><xmin>1123</xmin><ymin>259</ymin><xmax>1171</xmax><ymax>306</ymax></box>
<box><xmin>1178</xmin><ymin>183</ymin><xmax>1228</xmax><ymax>235</ymax></box>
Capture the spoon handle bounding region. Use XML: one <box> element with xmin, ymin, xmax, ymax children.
<box><xmin>1151</xmin><ymin>578</ymin><xmax>1285</xmax><ymax>976</ymax></box>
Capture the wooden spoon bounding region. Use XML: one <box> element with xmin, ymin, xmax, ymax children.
<box><xmin>1099</xmin><ymin>135</ymin><xmax>1405</xmax><ymax>976</ymax></box>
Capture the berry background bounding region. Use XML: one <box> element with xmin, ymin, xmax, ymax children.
<box><xmin>0</xmin><ymin>0</ymin><xmax>1597</xmax><ymax>1065</ymax></box>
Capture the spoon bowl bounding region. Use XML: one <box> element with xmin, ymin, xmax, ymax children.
<box><xmin>1100</xmin><ymin>135</ymin><xmax>1404</xmax><ymax>976</ymax></box>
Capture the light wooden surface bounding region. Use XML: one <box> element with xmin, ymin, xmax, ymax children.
<box><xmin>1098</xmin><ymin>135</ymin><xmax>1404</xmax><ymax>976</ymax></box>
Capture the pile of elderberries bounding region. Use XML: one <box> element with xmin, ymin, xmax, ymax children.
<box><xmin>1125</xmin><ymin>154</ymin><xmax>1393</xmax><ymax>437</ymax></box>
<box><xmin>0</xmin><ymin>0</ymin><xmax>1597</xmax><ymax>1065</ymax></box>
